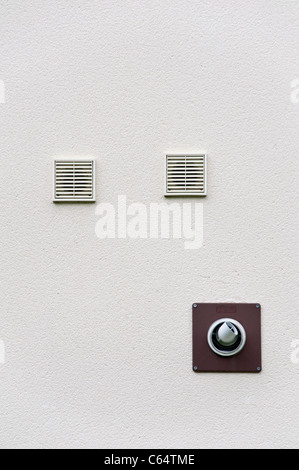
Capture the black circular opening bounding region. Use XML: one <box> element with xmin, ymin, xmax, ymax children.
<box><xmin>212</xmin><ymin>323</ymin><xmax>242</xmax><ymax>352</ymax></box>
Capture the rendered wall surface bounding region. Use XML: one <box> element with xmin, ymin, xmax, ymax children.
<box><xmin>0</xmin><ymin>1</ymin><xmax>298</xmax><ymax>449</ymax></box>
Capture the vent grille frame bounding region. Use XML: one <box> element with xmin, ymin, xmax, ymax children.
<box><xmin>165</xmin><ymin>154</ymin><xmax>207</xmax><ymax>196</ymax></box>
<box><xmin>53</xmin><ymin>158</ymin><xmax>96</xmax><ymax>202</ymax></box>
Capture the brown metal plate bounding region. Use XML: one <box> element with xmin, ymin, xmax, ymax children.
<box><xmin>192</xmin><ymin>303</ymin><xmax>262</xmax><ymax>372</ymax></box>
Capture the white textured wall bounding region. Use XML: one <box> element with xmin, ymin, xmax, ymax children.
<box><xmin>0</xmin><ymin>0</ymin><xmax>298</xmax><ymax>449</ymax></box>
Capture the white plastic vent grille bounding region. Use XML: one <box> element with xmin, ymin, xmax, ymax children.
<box><xmin>53</xmin><ymin>159</ymin><xmax>95</xmax><ymax>202</ymax></box>
<box><xmin>165</xmin><ymin>154</ymin><xmax>207</xmax><ymax>196</ymax></box>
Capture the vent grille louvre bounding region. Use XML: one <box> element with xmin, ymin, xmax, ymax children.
<box><xmin>165</xmin><ymin>155</ymin><xmax>207</xmax><ymax>196</ymax></box>
<box><xmin>54</xmin><ymin>160</ymin><xmax>95</xmax><ymax>202</ymax></box>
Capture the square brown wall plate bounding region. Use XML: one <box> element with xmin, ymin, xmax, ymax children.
<box><xmin>192</xmin><ymin>303</ymin><xmax>262</xmax><ymax>372</ymax></box>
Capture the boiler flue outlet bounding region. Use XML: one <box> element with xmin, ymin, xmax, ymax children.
<box><xmin>207</xmin><ymin>318</ymin><xmax>247</xmax><ymax>357</ymax></box>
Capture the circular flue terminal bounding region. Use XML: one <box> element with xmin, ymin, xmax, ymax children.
<box><xmin>207</xmin><ymin>318</ymin><xmax>246</xmax><ymax>357</ymax></box>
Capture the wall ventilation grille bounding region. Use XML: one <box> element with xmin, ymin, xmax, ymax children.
<box><xmin>53</xmin><ymin>160</ymin><xmax>95</xmax><ymax>202</ymax></box>
<box><xmin>165</xmin><ymin>154</ymin><xmax>207</xmax><ymax>196</ymax></box>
